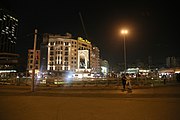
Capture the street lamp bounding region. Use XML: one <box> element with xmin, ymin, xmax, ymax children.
<box><xmin>121</xmin><ymin>29</ymin><xmax>128</xmax><ymax>74</ymax></box>
<box><xmin>31</xmin><ymin>29</ymin><xmax>38</xmax><ymax>92</ymax></box>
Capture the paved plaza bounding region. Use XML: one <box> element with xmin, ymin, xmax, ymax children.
<box><xmin>0</xmin><ymin>84</ymin><xmax>180</xmax><ymax>120</ymax></box>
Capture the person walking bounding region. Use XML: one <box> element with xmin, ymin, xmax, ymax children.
<box><xmin>162</xmin><ymin>75</ymin><xmax>167</xmax><ymax>85</ymax></box>
<box><xmin>121</xmin><ymin>74</ymin><xmax>127</xmax><ymax>91</ymax></box>
<box><xmin>126</xmin><ymin>74</ymin><xmax>132</xmax><ymax>90</ymax></box>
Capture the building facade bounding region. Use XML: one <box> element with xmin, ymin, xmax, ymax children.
<box><xmin>76</xmin><ymin>37</ymin><xmax>92</xmax><ymax>72</ymax></box>
<box><xmin>27</xmin><ymin>49</ymin><xmax>40</xmax><ymax>74</ymax></box>
<box><xmin>91</xmin><ymin>46</ymin><xmax>100</xmax><ymax>74</ymax></box>
<box><xmin>40</xmin><ymin>33</ymin><xmax>93</xmax><ymax>73</ymax></box>
<box><xmin>166</xmin><ymin>57</ymin><xmax>176</xmax><ymax>68</ymax></box>
<box><xmin>40</xmin><ymin>33</ymin><xmax>49</xmax><ymax>73</ymax></box>
<box><xmin>0</xmin><ymin>9</ymin><xmax>19</xmax><ymax>75</ymax></box>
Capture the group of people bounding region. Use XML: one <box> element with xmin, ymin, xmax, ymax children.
<box><xmin>121</xmin><ymin>74</ymin><xmax>132</xmax><ymax>91</ymax></box>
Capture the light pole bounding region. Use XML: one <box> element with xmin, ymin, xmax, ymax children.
<box><xmin>121</xmin><ymin>29</ymin><xmax>128</xmax><ymax>74</ymax></box>
<box><xmin>31</xmin><ymin>29</ymin><xmax>37</xmax><ymax>92</ymax></box>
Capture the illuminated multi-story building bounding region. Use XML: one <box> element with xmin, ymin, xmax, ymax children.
<box><xmin>40</xmin><ymin>33</ymin><xmax>92</xmax><ymax>73</ymax></box>
<box><xmin>27</xmin><ymin>49</ymin><xmax>40</xmax><ymax>74</ymax></box>
<box><xmin>91</xmin><ymin>47</ymin><xmax>100</xmax><ymax>73</ymax></box>
<box><xmin>0</xmin><ymin>9</ymin><xmax>19</xmax><ymax>75</ymax></box>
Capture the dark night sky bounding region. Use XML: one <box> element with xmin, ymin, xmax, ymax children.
<box><xmin>1</xmin><ymin>0</ymin><xmax>180</xmax><ymax>68</ymax></box>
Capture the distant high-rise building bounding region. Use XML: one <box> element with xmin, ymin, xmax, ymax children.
<box><xmin>0</xmin><ymin>9</ymin><xmax>19</xmax><ymax>74</ymax></box>
<box><xmin>40</xmin><ymin>33</ymin><xmax>49</xmax><ymax>72</ymax></box>
<box><xmin>0</xmin><ymin>9</ymin><xmax>18</xmax><ymax>53</ymax></box>
<box><xmin>91</xmin><ymin>47</ymin><xmax>100</xmax><ymax>73</ymax></box>
<box><xmin>148</xmin><ymin>56</ymin><xmax>152</xmax><ymax>68</ymax></box>
<box><xmin>176</xmin><ymin>57</ymin><xmax>180</xmax><ymax>67</ymax></box>
<box><xmin>166</xmin><ymin>57</ymin><xmax>176</xmax><ymax>68</ymax></box>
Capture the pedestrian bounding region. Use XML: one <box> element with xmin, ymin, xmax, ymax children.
<box><xmin>126</xmin><ymin>75</ymin><xmax>132</xmax><ymax>90</ymax></box>
<box><xmin>162</xmin><ymin>75</ymin><xmax>166</xmax><ymax>85</ymax></box>
<box><xmin>121</xmin><ymin>74</ymin><xmax>126</xmax><ymax>91</ymax></box>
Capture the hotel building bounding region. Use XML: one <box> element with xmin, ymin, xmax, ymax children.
<box><xmin>40</xmin><ymin>33</ymin><xmax>95</xmax><ymax>74</ymax></box>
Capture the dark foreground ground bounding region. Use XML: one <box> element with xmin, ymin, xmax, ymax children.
<box><xmin>0</xmin><ymin>84</ymin><xmax>180</xmax><ymax>120</ymax></box>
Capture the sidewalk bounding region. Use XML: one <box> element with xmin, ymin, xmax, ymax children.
<box><xmin>1</xmin><ymin>83</ymin><xmax>180</xmax><ymax>98</ymax></box>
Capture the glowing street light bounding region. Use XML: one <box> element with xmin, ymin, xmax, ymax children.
<box><xmin>121</xmin><ymin>30</ymin><xmax>128</xmax><ymax>34</ymax></box>
<box><xmin>121</xmin><ymin>29</ymin><xmax>128</xmax><ymax>74</ymax></box>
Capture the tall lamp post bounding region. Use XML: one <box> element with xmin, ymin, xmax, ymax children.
<box><xmin>121</xmin><ymin>29</ymin><xmax>128</xmax><ymax>74</ymax></box>
<box><xmin>31</xmin><ymin>29</ymin><xmax>37</xmax><ymax>92</ymax></box>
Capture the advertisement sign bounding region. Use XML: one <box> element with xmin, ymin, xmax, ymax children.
<box><xmin>78</xmin><ymin>50</ymin><xmax>89</xmax><ymax>69</ymax></box>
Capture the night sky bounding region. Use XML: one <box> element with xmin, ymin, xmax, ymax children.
<box><xmin>1</xmin><ymin>0</ymin><xmax>180</xmax><ymax>69</ymax></box>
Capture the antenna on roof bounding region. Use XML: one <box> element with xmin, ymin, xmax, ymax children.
<box><xmin>79</xmin><ymin>12</ymin><xmax>88</xmax><ymax>39</ymax></box>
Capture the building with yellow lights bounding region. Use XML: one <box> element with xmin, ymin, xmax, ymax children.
<box><xmin>27</xmin><ymin>49</ymin><xmax>40</xmax><ymax>75</ymax></box>
<box><xmin>40</xmin><ymin>33</ymin><xmax>100</xmax><ymax>75</ymax></box>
